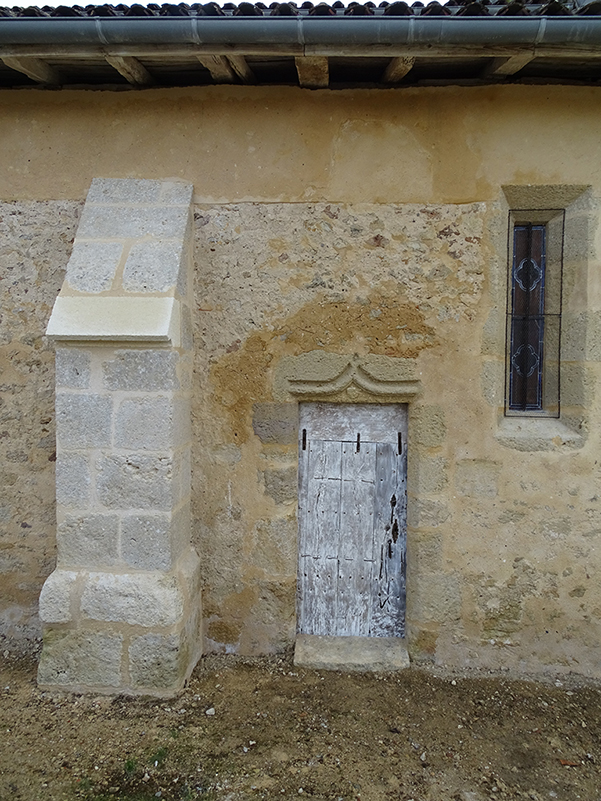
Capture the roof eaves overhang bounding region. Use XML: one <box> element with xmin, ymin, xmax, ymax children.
<box><xmin>1</xmin><ymin>16</ymin><xmax>601</xmax><ymax>58</ymax></box>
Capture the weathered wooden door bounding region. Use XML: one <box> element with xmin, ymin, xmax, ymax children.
<box><xmin>298</xmin><ymin>403</ymin><xmax>407</xmax><ymax>638</ymax></box>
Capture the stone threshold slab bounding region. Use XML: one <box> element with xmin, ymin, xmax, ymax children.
<box><xmin>294</xmin><ymin>634</ymin><xmax>410</xmax><ymax>672</ymax></box>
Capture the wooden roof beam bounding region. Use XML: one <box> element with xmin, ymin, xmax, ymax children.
<box><xmin>382</xmin><ymin>56</ymin><xmax>415</xmax><ymax>83</ymax></box>
<box><xmin>228</xmin><ymin>55</ymin><xmax>256</xmax><ymax>84</ymax></box>
<box><xmin>0</xmin><ymin>42</ymin><xmax>596</xmax><ymax>61</ymax></box>
<box><xmin>483</xmin><ymin>53</ymin><xmax>535</xmax><ymax>77</ymax></box>
<box><xmin>198</xmin><ymin>54</ymin><xmax>255</xmax><ymax>84</ymax></box>
<box><xmin>105</xmin><ymin>55</ymin><xmax>153</xmax><ymax>85</ymax></box>
<box><xmin>1</xmin><ymin>55</ymin><xmax>59</xmax><ymax>84</ymax></box>
<box><xmin>197</xmin><ymin>54</ymin><xmax>237</xmax><ymax>83</ymax></box>
<box><xmin>295</xmin><ymin>56</ymin><xmax>329</xmax><ymax>88</ymax></box>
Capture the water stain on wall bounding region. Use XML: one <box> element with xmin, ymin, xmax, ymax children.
<box><xmin>209</xmin><ymin>292</ymin><xmax>435</xmax><ymax>443</ymax></box>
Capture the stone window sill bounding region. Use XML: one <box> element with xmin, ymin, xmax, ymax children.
<box><xmin>495</xmin><ymin>417</ymin><xmax>584</xmax><ymax>452</ymax></box>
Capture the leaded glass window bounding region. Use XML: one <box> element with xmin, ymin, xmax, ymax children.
<box><xmin>505</xmin><ymin>210</ymin><xmax>564</xmax><ymax>417</ymax></box>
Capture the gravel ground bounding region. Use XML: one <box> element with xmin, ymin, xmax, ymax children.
<box><xmin>0</xmin><ymin>647</ymin><xmax>600</xmax><ymax>801</ymax></box>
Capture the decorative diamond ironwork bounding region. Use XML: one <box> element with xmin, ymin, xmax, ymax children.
<box><xmin>511</xmin><ymin>343</ymin><xmax>540</xmax><ymax>378</ymax></box>
<box><xmin>514</xmin><ymin>256</ymin><xmax>542</xmax><ymax>292</ymax></box>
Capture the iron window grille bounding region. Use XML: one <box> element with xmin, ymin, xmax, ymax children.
<box><xmin>505</xmin><ymin>209</ymin><xmax>565</xmax><ymax>418</ymax></box>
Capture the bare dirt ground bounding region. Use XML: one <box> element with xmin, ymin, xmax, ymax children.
<box><xmin>1</xmin><ymin>647</ymin><xmax>600</xmax><ymax>801</ymax></box>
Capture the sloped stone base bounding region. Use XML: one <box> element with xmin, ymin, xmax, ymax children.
<box><xmin>38</xmin><ymin>550</ymin><xmax>202</xmax><ymax>697</ymax></box>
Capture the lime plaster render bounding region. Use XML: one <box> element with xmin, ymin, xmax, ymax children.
<box><xmin>3</xmin><ymin>189</ymin><xmax>601</xmax><ymax>685</ymax></box>
<box><xmin>1</xmin><ymin>85</ymin><xmax>601</xmax><ymax>204</ymax></box>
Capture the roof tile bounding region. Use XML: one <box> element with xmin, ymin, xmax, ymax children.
<box><xmin>0</xmin><ymin>0</ymin><xmax>597</xmax><ymax>21</ymax></box>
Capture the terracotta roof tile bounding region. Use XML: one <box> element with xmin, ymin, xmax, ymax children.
<box><xmin>0</xmin><ymin>0</ymin><xmax>592</xmax><ymax>14</ymax></box>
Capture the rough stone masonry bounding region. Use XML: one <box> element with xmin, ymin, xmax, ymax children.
<box><xmin>4</xmin><ymin>173</ymin><xmax>601</xmax><ymax>690</ymax></box>
<box><xmin>37</xmin><ymin>178</ymin><xmax>201</xmax><ymax>696</ymax></box>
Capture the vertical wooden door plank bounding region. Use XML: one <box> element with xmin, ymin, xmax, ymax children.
<box><xmin>307</xmin><ymin>440</ymin><xmax>342</xmax><ymax>559</ymax></box>
<box><xmin>339</xmin><ymin>440</ymin><xmax>376</xmax><ymax>560</ymax></box>
<box><xmin>299</xmin><ymin>555</ymin><xmax>339</xmax><ymax>635</ymax></box>
<box><xmin>371</xmin><ymin>442</ymin><xmax>407</xmax><ymax>637</ymax></box>
<box><xmin>298</xmin><ymin>440</ymin><xmax>341</xmax><ymax>635</ymax></box>
<box><xmin>338</xmin><ymin>441</ymin><xmax>376</xmax><ymax>636</ymax></box>
<box><xmin>297</xmin><ymin>430</ymin><xmax>310</xmax><ymax>632</ymax></box>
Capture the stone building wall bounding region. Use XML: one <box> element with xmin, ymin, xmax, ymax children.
<box><xmin>0</xmin><ymin>201</ymin><xmax>80</xmax><ymax>645</ymax></box>
<box><xmin>191</xmin><ymin>201</ymin><xmax>486</xmax><ymax>655</ymax></box>
<box><xmin>190</xmin><ymin>197</ymin><xmax>601</xmax><ymax>678</ymax></box>
<box><xmin>3</xmin><ymin>193</ymin><xmax>601</xmax><ymax>680</ymax></box>
<box><xmin>1</xmin><ymin>83</ymin><xmax>601</xmax><ymax>679</ymax></box>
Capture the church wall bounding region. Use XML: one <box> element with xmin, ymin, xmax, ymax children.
<box><xmin>2</xmin><ymin>83</ymin><xmax>601</xmax><ymax>677</ymax></box>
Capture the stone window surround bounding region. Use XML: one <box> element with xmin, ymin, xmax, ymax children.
<box><xmin>487</xmin><ymin>185</ymin><xmax>594</xmax><ymax>452</ymax></box>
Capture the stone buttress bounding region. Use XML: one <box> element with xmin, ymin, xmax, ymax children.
<box><xmin>37</xmin><ymin>178</ymin><xmax>201</xmax><ymax>695</ymax></box>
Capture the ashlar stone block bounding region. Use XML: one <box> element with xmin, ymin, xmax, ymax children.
<box><xmin>38</xmin><ymin>630</ymin><xmax>123</xmax><ymax>689</ymax></box>
<box><xmin>129</xmin><ymin>633</ymin><xmax>183</xmax><ymax>691</ymax></box>
<box><xmin>172</xmin><ymin>447</ymin><xmax>192</xmax><ymax>506</ymax></box>
<box><xmin>123</xmin><ymin>241</ymin><xmax>183</xmax><ymax>293</ymax></box>
<box><xmin>115</xmin><ymin>397</ymin><xmax>174</xmax><ymax>451</ymax></box>
<box><xmin>96</xmin><ymin>453</ymin><xmax>174</xmax><ymax>511</ymax></box>
<box><xmin>57</xmin><ymin>514</ymin><xmax>119</xmax><ymax>569</ymax></box>
<box><xmin>38</xmin><ymin>569</ymin><xmax>78</xmax><ymax>623</ymax></box>
<box><xmin>81</xmin><ymin>572</ymin><xmax>184</xmax><ymax>627</ymax></box>
<box><xmin>103</xmin><ymin>350</ymin><xmax>179</xmax><ymax>392</ymax></box>
<box><xmin>178</xmin><ymin>545</ymin><xmax>201</xmax><ymax>593</ymax></box>
<box><xmin>179</xmin><ymin>308</ymin><xmax>192</xmax><ymax>354</ymax></box>
<box><xmin>115</xmin><ymin>396</ymin><xmax>191</xmax><ymax>452</ymax></box>
<box><xmin>66</xmin><ymin>241</ymin><xmax>123</xmax><ymax>293</ymax></box>
<box><xmin>412</xmin><ymin>405</ymin><xmax>447</xmax><ymax>448</ymax></box>
<box><xmin>56</xmin><ymin>393</ymin><xmax>112</xmax><ymax>450</ymax></box>
<box><xmin>56</xmin><ymin>452</ymin><xmax>91</xmax><ymax>508</ymax></box>
<box><xmin>77</xmin><ymin>205</ymin><xmax>189</xmax><ymax>241</ymax></box>
<box><xmin>252</xmin><ymin>403</ymin><xmax>298</xmax><ymax>445</ymax></box>
<box><xmin>121</xmin><ymin>513</ymin><xmax>174</xmax><ymax>571</ymax></box>
<box><xmin>414</xmin><ymin>456</ymin><xmax>448</xmax><ymax>494</ymax></box>
<box><xmin>262</xmin><ymin>466</ymin><xmax>298</xmax><ymax>504</ymax></box>
<box><xmin>407</xmin><ymin>532</ymin><xmax>443</xmax><ymax>574</ymax></box>
<box><xmin>55</xmin><ymin>348</ymin><xmax>90</xmax><ymax>389</ymax></box>
<box><xmin>174</xmin><ymin>397</ymin><xmax>192</xmax><ymax>447</ymax></box>
<box><xmin>408</xmin><ymin>498</ymin><xmax>451</xmax><ymax>528</ymax></box>
<box><xmin>86</xmin><ymin>177</ymin><xmax>165</xmax><ymax>205</ymax></box>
